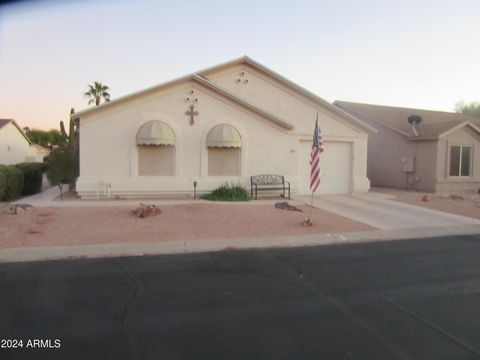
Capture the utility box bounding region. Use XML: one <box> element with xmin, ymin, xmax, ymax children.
<box><xmin>402</xmin><ymin>156</ymin><xmax>415</xmax><ymax>172</ymax></box>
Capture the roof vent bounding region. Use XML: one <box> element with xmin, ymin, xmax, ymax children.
<box><xmin>407</xmin><ymin>115</ymin><xmax>423</xmax><ymax>136</ymax></box>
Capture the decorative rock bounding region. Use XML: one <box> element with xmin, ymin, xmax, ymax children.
<box><xmin>450</xmin><ymin>194</ymin><xmax>464</xmax><ymax>201</ymax></box>
<box><xmin>36</xmin><ymin>218</ymin><xmax>54</xmax><ymax>224</ymax></box>
<box><xmin>4</xmin><ymin>204</ymin><xmax>33</xmax><ymax>215</ymax></box>
<box><xmin>132</xmin><ymin>203</ymin><xmax>162</xmax><ymax>218</ymax></box>
<box><xmin>28</xmin><ymin>225</ymin><xmax>47</xmax><ymax>234</ymax></box>
<box><xmin>38</xmin><ymin>211</ymin><xmax>54</xmax><ymax>217</ymax></box>
<box><xmin>275</xmin><ymin>202</ymin><xmax>303</xmax><ymax>212</ymax></box>
<box><xmin>302</xmin><ymin>217</ymin><xmax>312</xmax><ymax>226</ymax></box>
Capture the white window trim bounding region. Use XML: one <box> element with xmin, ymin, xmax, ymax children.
<box><xmin>448</xmin><ymin>144</ymin><xmax>473</xmax><ymax>178</ymax></box>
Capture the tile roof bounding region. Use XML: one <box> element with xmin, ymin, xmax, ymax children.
<box><xmin>334</xmin><ymin>101</ymin><xmax>478</xmax><ymax>139</ymax></box>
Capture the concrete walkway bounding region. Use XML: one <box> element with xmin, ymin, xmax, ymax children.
<box><xmin>293</xmin><ymin>193</ymin><xmax>480</xmax><ymax>229</ymax></box>
<box><xmin>12</xmin><ymin>186</ymin><xmax>278</xmax><ymax>207</ymax></box>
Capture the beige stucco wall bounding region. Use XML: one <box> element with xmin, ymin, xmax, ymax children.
<box><xmin>436</xmin><ymin>126</ymin><xmax>480</xmax><ymax>193</ymax></box>
<box><xmin>0</xmin><ymin>123</ymin><xmax>38</xmax><ymax>165</ymax></box>
<box><xmin>78</xmin><ymin>80</ymin><xmax>297</xmax><ymax>197</ymax></box>
<box><xmin>207</xmin><ymin>64</ymin><xmax>366</xmax><ymax>136</ymax></box>
<box><xmin>356</xmin><ymin>117</ymin><xmax>437</xmax><ymax>191</ymax></box>
<box><xmin>206</xmin><ymin>64</ymin><xmax>371</xmax><ymax>192</ymax></box>
<box><xmin>77</xmin><ymin>68</ymin><xmax>371</xmax><ymax>198</ymax></box>
<box><xmin>405</xmin><ymin>140</ymin><xmax>438</xmax><ymax>192</ymax></box>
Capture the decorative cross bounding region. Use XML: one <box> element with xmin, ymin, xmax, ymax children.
<box><xmin>185</xmin><ymin>104</ymin><xmax>199</xmax><ymax>125</ymax></box>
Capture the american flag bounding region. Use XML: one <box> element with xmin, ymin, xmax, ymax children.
<box><xmin>310</xmin><ymin>114</ymin><xmax>324</xmax><ymax>192</ymax></box>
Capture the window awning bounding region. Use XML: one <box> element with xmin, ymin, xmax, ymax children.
<box><xmin>207</xmin><ymin>124</ymin><xmax>242</xmax><ymax>148</ymax></box>
<box><xmin>136</xmin><ymin>120</ymin><xmax>175</xmax><ymax>146</ymax></box>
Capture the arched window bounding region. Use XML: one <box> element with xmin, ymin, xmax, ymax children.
<box><xmin>136</xmin><ymin>121</ymin><xmax>175</xmax><ymax>176</ymax></box>
<box><xmin>207</xmin><ymin>124</ymin><xmax>242</xmax><ymax>176</ymax></box>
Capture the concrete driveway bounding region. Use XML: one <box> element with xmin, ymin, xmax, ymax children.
<box><xmin>294</xmin><ymin>192</ymin><xmax>480</xmax><ymax>230</ymax></box>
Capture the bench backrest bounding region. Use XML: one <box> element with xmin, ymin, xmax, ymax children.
<box><xmin>251</xmin><ymin>174</ymin><xmax>284</xmax><ymax>185</ymax></box>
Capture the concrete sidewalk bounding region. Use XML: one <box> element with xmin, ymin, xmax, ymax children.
<box><xmin>293</xmin><ymin>193</ymin><xmax>480</xmax><ymax>229</ymax></box>
<box><xmin>1</xmin><ymin>223</ymin><xmax>479</xmax><ymax>264</ymax></box>
<box><xmin>12</xmin><ymin>186</ymin><xmax>279</xmax><ymax>207</ymax></box>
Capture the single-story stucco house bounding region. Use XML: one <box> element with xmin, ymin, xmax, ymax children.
<box><xmin>72</xmin><ymin>57</ymin><xmax>376</xmax><ymax>199</ymax></box>
<box><xmin>335</xmin><ymin>101</ymin><xmax>480</xmax><ymax>193</ymax></box>
<box><xmin>0</xmin><ymin>119</ymin><xmax>45</xmax><ymax>165</ymax></box>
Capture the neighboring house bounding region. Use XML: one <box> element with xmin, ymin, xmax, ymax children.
<box><xmin>335</xmin><ymin>101</ymin><xmax>480</xmax><ymax>193</ymax></box>
<box><xmin>32</xmin><ymin>144</ymin><xmax>50</xmax><ymax>162</ymax></box>
<box><xmin>73</xmin><ymin>56</ymin><xmax>375</xmax><ymax>199</ymax></box>
<box><xmin>0</xmin><ymin>119</ymin><xmax>42</xmax><ymax>165</ymax></box>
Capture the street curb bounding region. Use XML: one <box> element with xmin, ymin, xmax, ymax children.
<box><xmin>1</xmin><ymin>224</ymin><xmax>479</xmax><ymax>264</ymax></box>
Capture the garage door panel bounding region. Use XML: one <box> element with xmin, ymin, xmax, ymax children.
<box><xmin>298</xmin><ymin>141</ymin><xmax>351</xmax><ymax>195</ymax></box>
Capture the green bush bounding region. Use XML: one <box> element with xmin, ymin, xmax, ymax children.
<box><xmin>15</xmin><ymin>162</ymin><xmax>45</xmax><ymax>195</ymax></box>
<box><xmin>0</xmin><ymin>165</ymin><xmax>24</xmax><ymax>201</ymax></box>
<box><xmin>0</xmin><ymin>169</ymin><xmax>6</xmax><ymax>200</ymax></box>
<box><xmin>46</xmin><ymin>146</ymin><xmax>76</xmax><ymax>186</ymax></box>
<box><xmin>202</xmin><ymin>183</ymin><xmax>251</xmax><ymax>202</ymax></box>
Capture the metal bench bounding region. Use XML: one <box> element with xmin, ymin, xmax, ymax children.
<box><xmin>250</xmin><ymin>174</ymin><xmax>290</xmax><ymax>200</ymax></box>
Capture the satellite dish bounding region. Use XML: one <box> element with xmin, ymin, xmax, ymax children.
<box><xmin>408</xmin><ymin>115</ymin><xmax>423</xmax><ymax>125</ymax></box>
<box><xmin>408</xmin><ymin>115</ymin><xmax>422</xmax><ymax>136</ymax></box>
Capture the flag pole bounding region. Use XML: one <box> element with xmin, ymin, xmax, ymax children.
<box><xmin>305</xmin><ymin>113</ymin><xmax>321</xmax><ymax>226</ymax></box>
<box><xmin>310</xmin><ymin>189</ymin><xmax>314</xmax><ymax>220</ymax></box>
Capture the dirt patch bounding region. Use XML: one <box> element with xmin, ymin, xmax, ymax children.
<box><xmin>0</xmin><ymin>203</ymin><xmax>375</xmax><ymax>249</ymax></box>
<box><xmin>372</xmin><ymin>188</ymin><xmax>480</xmax><ymax>220</ymax></box>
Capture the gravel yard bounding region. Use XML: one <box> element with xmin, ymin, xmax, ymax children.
<box><xmin>372</xmin><ymin>187</ymin><xmax>480</xmax><ymax>220</ymax></box>
<box><xmin>0</xmin><ymin>203</ymin><xmax>375</xmax><ymax>249</ymax></box>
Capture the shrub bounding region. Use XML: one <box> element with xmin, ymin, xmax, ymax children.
<box><xmin>0</xmin><ymin>165</ymin><xmax>24</xmax><ymax>201</ymax></box>
<box><xmin>0</xmin><ymin>168</ymin><xmax>6</xmax><ymax>200</ymax></box>
<box><xmin>15</xmin><ymin>162</ymin><xmax>46</xmax><ymax>195</ymax></box>
<box><xmin>46</xmin><ymin>146</ymin><xmax>76</xmax><ymax>186</ymax></box>
<box><xmin>202</xmin><ymin>183</ymin><xmax>251</xmax><ymax>202</ymax></box>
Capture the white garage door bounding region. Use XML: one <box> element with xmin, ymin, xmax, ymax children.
<box><xmin>297</xmin><ymin>141</ymin><xmax>351</xmax><ymax>195</ymax></box>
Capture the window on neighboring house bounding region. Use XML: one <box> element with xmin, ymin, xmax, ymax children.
<box><xmin>449</xmin><ymin>145</ymin><xmax>472</xmax><ymax>177</ymax></box>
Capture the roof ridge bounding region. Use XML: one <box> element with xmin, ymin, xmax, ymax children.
<box><xmin>72</xmin><ymin>57</ymin><xmax>374</xmax><ymax>133</ymax></box>
<box><xmin>335</xmin><ymin>102</ymin><xmax>410</xmax><ymax>136</ymax></box>
<box><xmin>335</xmin><ymin>100</ymin><xmax>462</xmax><ymax>116</ymax></box>
<box><xmin>193</xmin><ymin>75</ymin><xmax>294</xmax><ymax>130</ymax></box>
<box><xmin>0</xmin><ymin>119</ymin><xmax>32</xmax><ymax>144</ymax></box>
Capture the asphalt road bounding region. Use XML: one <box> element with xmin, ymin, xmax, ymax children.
<box><xmin>1</xmin><ymin>235</ymin><xmax>480</xmax><ymax>360</ymax></box>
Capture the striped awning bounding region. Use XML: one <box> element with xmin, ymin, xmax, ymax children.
<box><xmin>207</xmin><ymin>124</ymin><xmax>242</xmax><ymax>148</ymax></box>
<box><xmin>136</xmin><ymin>121</ymin><xmax>175</xmax><ymax>146</ymax></box>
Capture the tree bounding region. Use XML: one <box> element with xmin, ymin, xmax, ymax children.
<box><xmin>25</xmin><ymin>128</ymin><xmax>65</xmax><ymax>148</ymax></box>
<box><xmin>46</xmin><ymin>146</ymin><xmax>76</xmax><ymax>200</ymax></box>
<box><xmin>84</xmin><ymin>81</ymin><xmax>111</xmax><ymax>106</ymax></box>
<box><xmin>455</xmin><ymin>101</ymin><xmax>480</xmax><ymax>119</ymax></box>
<box><xmin>60</xmin><ymin>108</ymin><xmax>79</xmax><ymax>178</ymax></box>
<box><xmin>45</xmin><ymin>109</ymin><xmax>79</xmax><ymax>199</ymax></box>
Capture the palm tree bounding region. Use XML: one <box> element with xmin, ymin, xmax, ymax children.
<box><xmin>84</xmin><ymin>81</ymin><xmax>111</xmax><ymax>106</ymax></box>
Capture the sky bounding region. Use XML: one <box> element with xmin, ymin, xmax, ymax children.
<box><xmin>0</xmin><ymin>0</ymin><xmax>479</xmax><ymax>130</ymax></box>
